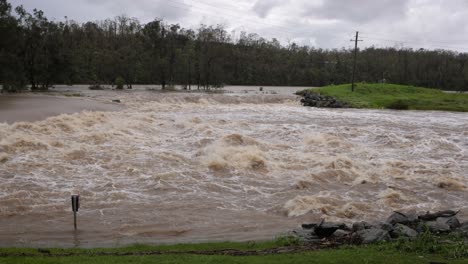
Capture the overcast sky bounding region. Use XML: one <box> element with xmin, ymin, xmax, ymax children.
<box><xmin>10</xmin><ymin>0</ymin><xmax>468</xmax><ymax>52</ymax></box>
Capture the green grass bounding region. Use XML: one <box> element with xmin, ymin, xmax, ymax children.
<box><xmin>308</xmin><ymin>83</ymin><xmax>468</xmax><ymax>112</ymax></box>
<box><xmin>1</xmin><ymin>249</ymin><xmax>465</xmax><ymax>264</ymax></box>
<box><xmin>1</xmin><ymin>234</ymin><xmax>466</xmax><ymax>264</ymax></box>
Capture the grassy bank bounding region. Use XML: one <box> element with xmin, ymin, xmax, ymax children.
<box><xmin>1</xmin><ymin>234</ymin><xmax>466</xmax><ymax>264</ymax></box>
<box><xmin>307</xmin><ymin>83</ymin><xmax>468</xmax><ymax>112</ymax></box>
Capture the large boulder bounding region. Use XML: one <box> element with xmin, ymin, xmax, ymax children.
<box><xmin>376</xmin><ymin>222</ymin><xmax>394</xmax><ymax>232</ymax></box>
<box><xmin>352</xmin><ymin>228</ymin><xmax>391</xmax><ymax>244</ymax></box>
<box><xmin>314</xmin><ymin>222</ymin><xmax>348</xmax><ymax>238</ymax></box>
<box><xmin>454</xmin><ymin>222</ymin><xmax>468</xmax><ymax>238</ymax></box>
<box><xmin>386</xmin><ymin>212</ymin><xmax>417</xmax><ymax>225</ymax></box>
<box><xmin>390</xmin><ymin>224</ymin><xmax>418</xmax><ymax>238</ymax></box>
<box><xmin>352</xmin><ymin>221</ymin><xmax>373</xmax><ymax>232</ymax></box>
<box><xmin>332</xmin><ymin>229</ymin><xmax>351</xmax><ymax>238</ymax></box>
<box><xmin>417</xmin><ymin>221</ymin><xmax>451</xmax><ymax>234</ymax></box>
<box><xmin>436</xmin><ymin>216</ymin><xmax>460</xmax><ymax>230</ymax></box>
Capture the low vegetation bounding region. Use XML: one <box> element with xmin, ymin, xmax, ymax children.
<box><xmin>1</xmin><ymin>233</ymin><xmax>466</xmax><ymax>264</ymax></box>
<box><xmin>308</xmin><ymin>83</ymin><xmax>468</xmax><ymax>112</ymax></box>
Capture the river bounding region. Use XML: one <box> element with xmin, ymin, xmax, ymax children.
<box><xmin>0</xmin><ymin>85</ymin><xmax>467</xmax><ymax>247</ymax></box>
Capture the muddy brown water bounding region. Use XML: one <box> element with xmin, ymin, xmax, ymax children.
<box><xmin>0</xmin><ymin>86</ymin><xmax>467</xmax><ymax>247</ymax></box>
<box><xmin>0</xmin><ymin>94</ymin><xmax>122</xmax><ymax>124</ymax></box>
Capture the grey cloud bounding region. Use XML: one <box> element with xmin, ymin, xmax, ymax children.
<box><xmin>11</xmin><ymin>0</ymin><xmax>189</xmax><ymax>23</ymax></box>
<box><xmin>252</xmin><ymin>0</ymin><xmax>283</xmax><ymax>18</ymax></box>
<box><xmin>308</xmin><ymin>0</ymin><xmax>409</xmax><ymax>23</ymax></box>
<box><xmin>83</xmin><ymin>0</ymin><xmax>189</xmax><ymax>22</ymax></box>
<box><xmin>8</xmin><ymin>0</ymin><xmax>468</xmax><ymax>52</ymax></box>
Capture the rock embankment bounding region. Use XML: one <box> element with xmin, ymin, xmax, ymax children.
<box><xmin>296</xmin><ymin>91</ymin><xmax>351</xmax><ymax>108</ymax></box>
<box><xmin>292</xmin><ymin>210</ymin><xmax>468</xmax><ymax>245</ymax></box>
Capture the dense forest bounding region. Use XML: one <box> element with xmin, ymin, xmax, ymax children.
<box><xmin>0</xmin><ymin>0</ymin><xmax>467</xmax><ymax>91</ymax></box>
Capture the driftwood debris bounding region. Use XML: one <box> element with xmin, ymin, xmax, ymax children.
<box><xmin>418</xmin><ymin>210</ymin><xmax>459</xmax><ymax>221</ymax></box>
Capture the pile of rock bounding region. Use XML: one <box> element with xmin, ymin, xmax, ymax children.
<box><xmin>298</xmin><ymin>91</ymin><xmax>350</xmax><ymax>108</ymax></box>
<box><xmin>292</xmin><ymin>210</ymin><xmax>468</xmax><ymax>245</ymax></box>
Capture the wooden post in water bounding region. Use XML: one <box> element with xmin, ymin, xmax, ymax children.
<box><xmin>71</xmin><ymin>195</ymin><xmax>80</xmax><ymax>230</ymax></box>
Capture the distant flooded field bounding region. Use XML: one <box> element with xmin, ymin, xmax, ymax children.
<box><xmin>0</xmin><ymin>86</ymin><xmax>467</xmax><ymax>247</ymax></box>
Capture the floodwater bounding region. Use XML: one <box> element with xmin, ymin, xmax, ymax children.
<box><xmin>0</xmin><ymin>94</ymin><xmax>122</xmax><ymax>124</ymax></box>
<box><xmin>0</xmin><ymin>85</ymin><xmax>467</xmax><ymax>248</ymax></box>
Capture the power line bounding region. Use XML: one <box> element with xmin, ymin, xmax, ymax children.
<box><xmin>360</xmin><ymin>36</ymin><xmax>468</xmax><ymax>52</ymax></box>
<box><xmin>165</xmin><ymin>0</ymin><xmax>349</xmax><ymax>43</ymax></box>
<box><xmin>165</xmin><ymin>0</ymin><xmax>296</xmax><ymax>36</ymax></box>
<box><xmin>361</xmin><ymin>32</ymin><xmax>468</xmax><ymax>45</ymax></box>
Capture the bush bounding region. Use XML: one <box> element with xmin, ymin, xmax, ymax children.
<box><xmin>115</xmin><ymin>76</ymin><xmax>125</xmax><ymax>90</ymax></box>
<box><xmin>274</xmin><ymin>234</ymin><xmax>302</xmax><ymax>247</ymax></box>
<box><xmin>387</xmin><ymin>99</ymin><xmax>409</xmax><ymax>110</ymax></box>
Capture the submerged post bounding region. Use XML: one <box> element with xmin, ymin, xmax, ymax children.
<box><xmin>71</xmin><ymin>194</ymin><xmax>80</xmax><ymax>230</ymax></box>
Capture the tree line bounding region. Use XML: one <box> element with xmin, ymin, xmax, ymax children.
<box><xmin>1</xmin><ymin>0</ymin><xmax>467</xmax><ymax>91</ymax></box>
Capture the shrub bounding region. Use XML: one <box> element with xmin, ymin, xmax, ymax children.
<box><xmin>115</xmin><ymin>76</ymin><xmax>125</xmax><ymax>90</ymax></box>
<box><xmin>274</xmin><ymin>234</ymin><xmax>302</xmax><ymax>247</ymax></box>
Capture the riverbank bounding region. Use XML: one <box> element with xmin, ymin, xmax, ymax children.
<box><xmin>3</xmin><ymin>210</ymin><xmax>467</xmax><ymax>263</ymax></box>
<box><xmin>1</xmin><ymin>234</ymin><xmax>466</xmax><ymax>263</ymax></box>
<box><xmin>300</xmin><ymin>83</ymin><xmax>468</xmax><ymax>112</ymax></box>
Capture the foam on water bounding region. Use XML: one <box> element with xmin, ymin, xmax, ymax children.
<box><xmin>0</xmin><ymin>90</ymin><xmax>467</xmax><ymax>247</ymax></box>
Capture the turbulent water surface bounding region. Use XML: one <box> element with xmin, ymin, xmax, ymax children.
<box><xmin>0</xmin><ymin>86</ymin><xmax>467</xmax><ymax>247</ymax></box>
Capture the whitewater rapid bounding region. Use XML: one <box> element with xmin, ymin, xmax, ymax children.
<box><xmin>0</xmin><ymin>89</ymin><xmax>467</xmax><ymax>247</ymax></box>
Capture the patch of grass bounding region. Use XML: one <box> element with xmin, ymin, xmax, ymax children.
<box><xmin>1</xmin><ymin>250</ymin><xmax>465</xmax><ymax>264</ymax></box>
<box><xmin>1</xmin><ymin>236</ymin><xmax>467</xmax><ymax>264</ymax></box>
<box><xmin>305</xmin><ymin>83</ymin><xmax>468</xmax><ymax>112</ymax></box>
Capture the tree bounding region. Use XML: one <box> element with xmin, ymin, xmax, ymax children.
<box><xmin>2</xmin><ymin>0</ymin><xmax>468</xmax><ymax>92</ymax></box>
<box><xmin>0</xmin><ymin>0</ymin><xmax>25</xmax><ymax>91</ymax></box>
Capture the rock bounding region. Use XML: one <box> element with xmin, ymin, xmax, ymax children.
<box><xmin>300</xmin><ymin>91</ymin><xmax>350</xmax><ymax>108</ymax></box>
<box><xmin>454</xmin><ymin>222</ymin><xmax>468</xmax><ymax>237</ymax></box>
<box><xmin>291</xmin><ymin>229</ymin><xmax>321</xmax><ymax>243</ymax></box>
<box><xmin>420</xmin><ymin>221</ymin><xmax>451</xmax><ymax>234</ymax></box>
<box><xmin>436</xmin><ymin>216</ymin><xmax>460</xmax><ymax>230</ymax></box>
<box><xmin>390</xmin><ymin>224</ymin><xmax>418</xmax><ymax>238</ymax></box>
<box><xmin>377</xmin><ymin>222</ymin><xmax>394</xmax><ymax>232</ymax></box>
<box><xmin>301</xmin><ymin>223</ymin><xmax>318</xmax><ymax>230</ymax></box>
<box><xmin>353</xmin><ymin>228</ymin><xmax>391</xmax><ymax>244</ymax></box>
<box><xmin>112</xmin><ymin>99</ymin><xmax>121</xmax><ymax>103</ymax></box>
<box><xmin>352</xmin><ymin>221</ymin><xmax>373</xmax><ymax>232</ymax></box>
<box><xmin>386</xmin><ymin>212</ymin><xmax>411</xmax><ymax>225</ymax></box>
<box><xmin>314</xmin><ymin>222</ymin><xmax>348</xmax><ymax>238</ymax></box>
<box><xmin>332</xmin><ymin>229</ymin><xmax>351</xmax><ymax>238</ymax></box>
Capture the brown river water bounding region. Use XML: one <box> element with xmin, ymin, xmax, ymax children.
<box><xmin>0</xmin><ymin>86</ymin><xmax>467</xmax><ymax>247</ymax></box>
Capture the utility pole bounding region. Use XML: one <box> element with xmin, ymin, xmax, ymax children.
<box><xmin>350</xmin><ymin>31</ymin><xmax>363</xmax><ymax>92</ymax></box>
